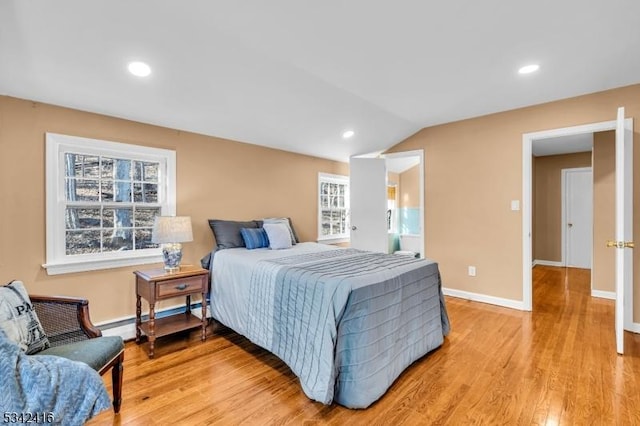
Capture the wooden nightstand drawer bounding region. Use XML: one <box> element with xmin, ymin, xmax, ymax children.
<box><xmin>156</xmin><ymin>276</ymin><xmax>204</xmax><ymax>298</ymax></box>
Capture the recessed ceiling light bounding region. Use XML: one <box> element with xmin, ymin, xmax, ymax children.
<box><xmin>128</xmin><ymin>61</ymin><xmax>151</xmax><ymax>77</ymax></box>
<box><xmin>518</xmin><ymin>64</ymin><xmax>540</xmax><ymax>74</ymax></box>
<box><xmin>342</xmin><ymin>130</ymin><xmax>355</xmax><ymax>139</ymax></box>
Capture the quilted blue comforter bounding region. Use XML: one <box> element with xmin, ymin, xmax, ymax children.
<box><xmin>241</xmin><ymin>247</ymin><xmax>449</xmax><ymax>408</ymax></box>
<box><xmin>0</xmin><ymin>329</ymin><xmax>110</xmax><ymax>425</ymax></box>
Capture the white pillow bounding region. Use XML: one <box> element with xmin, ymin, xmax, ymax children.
<box><xmin>263</xmin><ymin>223</ymin><xmax>293</xmax><ymax>250</ymax></box>
<box><xmin>0</xmin><ymin>280</ymin><xmax>50</xmax><ymax>354</ymax></box>
<box><xmin>262</xmin><ymin>217</ymin><xmax>297</xmax><ymax>245</ymax></box>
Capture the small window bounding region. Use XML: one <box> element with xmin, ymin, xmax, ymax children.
<box><xmin>318</xmin><ymin>173</ymin><xmax>350</xmax><ymax>243</ymax></box>
<box><xmin>44</xmin><ymin>133</ymin><xmax>176</xmax><ymax>274</ymax></box>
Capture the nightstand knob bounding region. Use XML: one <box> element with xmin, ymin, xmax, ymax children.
<box><xmin>175</xmin><ymin>284</ymin><xmax>187</xmax><ymax>290</ymax></box>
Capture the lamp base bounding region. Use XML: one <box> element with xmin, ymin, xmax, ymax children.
<box><xmin>162</xmin><ymin>243</ymin><xmax>183</xmax><ymax>273</ymax></box>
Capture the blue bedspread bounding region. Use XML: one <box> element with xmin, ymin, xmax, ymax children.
<box><xmin>0</xmin><ymin>329</ymin><xmax>110</xmax><ymax>425</ymax></box>
<box><xmin>245</xmin><ymin>248</ymin><xmax>449</xmax><ymax>408</ymax></box>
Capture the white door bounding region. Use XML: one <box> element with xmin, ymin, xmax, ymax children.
<box><xmin>564</xmin><ymin>168</ymin><xmax>592</xmax><ymax>268</ymax></box>
<box><xmin>349</xmin><ymin>156</ymin><xmax>388</xmax><ymax>253</ymax></box>
<box><xmin>614</xmin><ymin>107</ymin><xmax>634</xmax><ymax>355</ymax></box>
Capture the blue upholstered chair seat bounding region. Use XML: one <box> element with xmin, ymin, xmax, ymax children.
<box><xmin>36</xmin><ymin>336</ymin><xmax>124</xmax><ymax>373</ymax></box>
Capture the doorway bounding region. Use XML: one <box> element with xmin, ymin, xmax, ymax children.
<box><xmin>385</xmin><ymin>151</ymin><xmax>424</xmax><ymax>257</ymax></box>
<box><xmin>532</xmin><ymin>144</ymin><xmax>592</xmax><ymax>269</ymax></box>
<box><xmin>524</xmin><ymin>121</ymin><xmax>613</xmax><ymax>311</ymax></box>
<box><xmin>522</xmin><ymin>119</ymin><xmax>632</xmax><ymax>316</ymax></box>
<box><xmin>524</xmin><ymin>109</ymin><xmax>634</xmax><ymax>355</ymax></box>
<box><xmin>349</xmin><ymin>149</ymin><xmax>424</xmax><ymax>257</ymax></box>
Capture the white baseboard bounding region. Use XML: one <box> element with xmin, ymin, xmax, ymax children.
<box><xmin>102</xmin><ymin>323</ymin><xmax>137</xmax><ymax>340</ymax></box>
<box><xmin>626</xmin><ymin>322</ymin><xmax>640</xmax><ymax>334</ymax></box>
<box><xmin>442</xmin><ymin>287</ymin><xmax>525</xmax><ymax>311</ymax></box>
<box><xmin>533</xmin><ymin>259</ymin><xmax>564</xmax><ymax>267</ymax></box>
<box><xmin>190</xmin><ymin>306</ymin><xmax>209</xmax><ymax>320</ymax></box>
<box><xmin>591</xmin><ymin>289</ymin><xmax>616</xmax><ymax>300</ymax></box>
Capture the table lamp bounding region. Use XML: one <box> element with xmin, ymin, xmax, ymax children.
<box><xmin>151</xmin><ymin>216</ymin><xmax>193</xmax><ymax>273</ymax></box>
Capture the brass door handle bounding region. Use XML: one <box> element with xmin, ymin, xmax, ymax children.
<box><xmin>607</xmin><ymin>241</ymin><xmax>635</xmax><ymax>249</ymax></box>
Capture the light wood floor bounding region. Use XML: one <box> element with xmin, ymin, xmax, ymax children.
<box><xmin>89</xmin><ymin>266</ymin><xmax>640</xmax><ymax>425</ymax></box>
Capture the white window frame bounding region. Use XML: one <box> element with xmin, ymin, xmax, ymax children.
<box><xmin>43</xmin><ymin>133</ymin><xmax>176</xmax><ymax>275</ymax></box>
<box><xmin>317</xmin><ymin>172</ymin><xmax>350</xmax><ymax>244</ymax></box>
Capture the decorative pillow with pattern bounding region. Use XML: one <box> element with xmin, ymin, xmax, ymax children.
<box><xmin>0</xmin><ymin>280</ymin><xmax>50</xmax><ymax>354</ymax></box>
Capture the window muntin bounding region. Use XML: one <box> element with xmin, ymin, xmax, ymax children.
<box><xmin>318</xmin><ymin>173</ymin><xmax>349</xmax><ymax>241</ymax></box>
<box><xmin>45</xmin><ymin>133</ymin><xmax>176</xmax><ymax>275</ymax></box>
<box><xmin>64</xmin><ymin>154</ymin><xmax>161</xmax><ymax>255</ymax></box>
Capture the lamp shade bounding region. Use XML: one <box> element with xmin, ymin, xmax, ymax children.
<box><xmin>151</xmin><ymin>216</ymin><xmax>193</xmax><ymax>244</ymax></box>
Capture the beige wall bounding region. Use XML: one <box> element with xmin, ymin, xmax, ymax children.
<box><xmin>533</xmin><ymin>152</ymin><xmax>592</xmax><ymax>262</ymax></box>
<box><xmin>593</xmin><ymin>131</ymin><xmax>616</xmax><ymax>292</ymax></box>
<box><xmin>386</xmin><ymin>84</ymin><xmax>640</xmax><ymax>322</ymax></box>
<box><xmin>0</xmin><ymin>96</ymin><xmax>348</xmax><ymax>323</ymax></box>
<box><xmin>399</xmin><ymin>165</ymin><xmax>420</xmax><ymax>209</ymax></box>
<box><xmin>3</xmin><ymin>83</ymin><xmax>638</xmax><ymax>324</ymax></box>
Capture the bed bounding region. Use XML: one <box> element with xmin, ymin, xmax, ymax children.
<box><xmin>207</xmin><ymin>232</ymin><xmax>450</xmax><ymax>409</ymax></box>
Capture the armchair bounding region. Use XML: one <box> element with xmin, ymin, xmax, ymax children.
<box><xmin>30</xmin><ymin>295</ymin><xmax>124</xmax><ymax>414</ymax></box>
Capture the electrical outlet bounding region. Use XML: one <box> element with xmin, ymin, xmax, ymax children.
<box><xmin>468</xmin><ymin>266</ymin><xmax>476</xmax><ymax>277</ymax></box>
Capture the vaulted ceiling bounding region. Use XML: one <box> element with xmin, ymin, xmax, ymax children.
<box><xmin>2</xmin><ymin>1</ymin><xmax>639</xmax><ymax>162</ymax></box>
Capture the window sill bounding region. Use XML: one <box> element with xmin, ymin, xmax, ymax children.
<box><xmin>43</xmin><ymin>252</ymin><xmax>163</xmax><ymax>275</ymax></box>
<box><xmin>316</xmin><ymin>237</ymin><xmax>350</xmax><ymax>245</ymax></box>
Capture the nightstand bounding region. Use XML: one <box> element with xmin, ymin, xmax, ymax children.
<box><xmin>134</xmin><ymin>265</ymin><xmax>209</xmax><ymax>358</ymax></box>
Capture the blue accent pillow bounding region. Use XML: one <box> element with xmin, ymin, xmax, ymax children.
<box><xmin>240</xmin><ymin>227</ymin><xmax>269</xmax><ymax>250</ymax></box>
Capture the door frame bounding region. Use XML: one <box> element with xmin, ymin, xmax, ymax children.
<box><xmin>382</xmin><ymin>149</ymin><xmax>425</xmax><ymax>258</ymax></box>
<box><xmin>522</xmin><ymin>118</ymin><xmax>632</xmax><ymax>322</ymax></box>
<box><xmin>561</xmin><ymin>167</ymin><xmax>593</xmax><ymax>270</ymax></box>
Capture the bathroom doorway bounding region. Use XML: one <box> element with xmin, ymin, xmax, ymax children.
<box><xmin>384</xmin><ymin>150</ymin><xmax>424</xmax><ymax>258</ymax></box>
<box><xmin>349</xmin><ymin>149</ymin><xmax>424</xmax><ymax>256</ymax></box>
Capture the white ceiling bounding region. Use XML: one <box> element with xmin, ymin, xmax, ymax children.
<box><xmin>386</xmin><ymin>156</ymin><xmax>420</xmax><ymax>174</ymax></box>
<box><xmin>532</xmin><ymin>133</ymin><xmax>593</xmax><ymax>157</ymax></box>
<box><xmin>2</xmin><ymin>1</ymin><xmax>640</xmax><ymax>163</ymax></box>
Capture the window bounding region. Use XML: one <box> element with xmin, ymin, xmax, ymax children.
<box><xmin>44</xmin><ymin>133</ymin><xmax>176</xmax><ymax>275</ymax></box>
<box><xmin>318</xmin><ymin>173</ymin><xmax>349</xmax><ymax>242</ymax></box>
